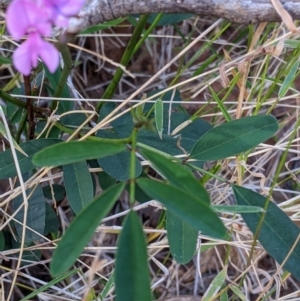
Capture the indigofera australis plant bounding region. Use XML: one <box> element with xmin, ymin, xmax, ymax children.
<box><xmin>2</xmin><ymin>0</ymin><xmax>300</xmax><ymax>300</ymax></box>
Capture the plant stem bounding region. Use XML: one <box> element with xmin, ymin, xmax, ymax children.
<box><xmin>0</xmin><ymin>89</ymin><xmax>52</xmax><ymax>123</ymax></box>
<box><xmin>132</xmin><ymin>13</ymin><xmax>163</xmax><ymax>55</ymax></box>
<box><xmin>24</xmin><ymin>75</ymin><xmax>35</xmax><ymax>139</ymax></box>
<box><xmin>51</xmin><ymin>44</ymin><xmax>73</xmax><ymax>109</ymax></box>
<box><xmin>129</xmin><ymin>127</ymin><xmax>138</xmax><ymax>204</ymax></box>
<box><xmin>15</xmin><ymin>111</ymin><xmax>28</xmax><ymax>143</ymax></box>
<box><xmin>0</xmin><ymin>90</ymin><xmax>26</xmax><ymax>108</ymax></box>
<box><xmin>53</xmin><ymin>121</ymin><xmax>132</xmax><ymax>143</ymax></box>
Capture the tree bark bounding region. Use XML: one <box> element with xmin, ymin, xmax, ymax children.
<box><xmin>2</xmin><ymin>0</ymin><xmax>300</xmax><ymax>34</ymax></box>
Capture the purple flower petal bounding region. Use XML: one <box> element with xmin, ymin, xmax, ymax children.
<box><xmin>56</xmin><ymin>0</ymin><xmax>85</xmax><ymax>16</ymax></box>
<box><xmin>39</xmin><ymin>0</ymin><xmax>85</xmax><ymax>27</ymax></box>
<box><xmin>13</xmin><ymin>36</ymin><xmax>37</xmax><ymax>75</ymax></box>
<box><xmin>7</xmin><ymin>0</ymin><xmax>29</xmax><ymax>39</ymax></box>
<box><xmin>12</xmin><ymin>33</ymin><xmax>59</xmax><ymax>75</ymax></box>
<box><xmin>37</xmin><ymin>37</ymin><xmax>60</xmax><ymax>73</ymax></box>
<box><xmin>6</xmin><ymin>0</ymin><xmax>52</xmax><ymax>39</ymax></box>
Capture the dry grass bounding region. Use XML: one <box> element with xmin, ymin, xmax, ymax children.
<box><xmin>1</xmin><ymin>14</ymin><xmax>300</xmax><ymax>301</ymax></box>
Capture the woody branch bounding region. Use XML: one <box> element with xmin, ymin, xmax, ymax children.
<box><xmin>2</xmin><ymin>0</ymin><xmax>300</xmax><ymax>34</ymax></box>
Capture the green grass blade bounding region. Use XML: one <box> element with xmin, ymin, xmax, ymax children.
<box><xmin>208</xmin><ymin>86</ymin><xmax>231</xmax><ymax>122</ymax></box>
<box><xmin>202</xmin><ymin>269</ymin><xmax>226</xmax><ymax>301</ymax></box>
<box><xmin>155</xmin><ymin>99</ymin><xmax>163</xmax><ymax>139</ymax></box>
<box><xmin>80</xmin><ymin>18</ymin><xmax>128</xmax><ymax>34</ymax></box>
<box><xmin>279</xmin><ymin>60</ymin><xmax>300</xmax><ymax>98</ymax></box>
<box><xmin>20</xmin><ymin>269</ymin><xmax>80</xmax><ymax>301</ymax></box>
<box><xmin>230</xmin><ymin>285</ymin><xmax>248</xmax><ymax>301</ymax></box>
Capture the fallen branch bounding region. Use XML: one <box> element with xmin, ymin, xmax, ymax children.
<box><xmin>2</xmin><ymin>0</ymin><xmax>300</xmax><ymax>34</ymax></box>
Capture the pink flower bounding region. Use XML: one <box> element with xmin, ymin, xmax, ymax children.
<box><xmin>6</xmin><ymin>0</ymin><xmax>85</xmax><ymax>75</ymax></box>
<box><xmin>13</xmin><ymin>32</ymin><xmax>59</xmax><ymax>75</ymax></box>
<box><xmin>39</xmin><ymin>0</ymin><xmax>85</xmax><ymax>27</ymax></box>
<box><xmin>6</xmin><ymin>0</ymin><xmax>52</xmax><ymax>39</ymax></box>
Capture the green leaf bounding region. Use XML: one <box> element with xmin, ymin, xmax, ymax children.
<box><xmin>98</xmin><ymin>150</ymin><xmax>142</xmax><ymax>181</ymax></box>
<box><xmin>140</xmin><ymin>148</ymin><xmax>209</xmax><ymax>204</ymax></box>
<box><xmin>147</xmin><ymin>13</ymin><xmax>194</xmax><ymax>25</ymax></box>
<box><xmin>98</xmin><ymin>171</ymin><xmax>116</xmax><ymax>190</ymax></box>
<box><xmin>0</xmin><ymin>138</ymin><xmax>61</xmax><ymax>179</ymax></box>
<box><xmin>32</xmin><ymin>141</ymin><xmax>126</xmax><ymax>167</ymax></box>
<box><xmin>12</xmin><ymin>240</ymin><xmax>41</xmax><ymax>266</ymax></box>
<box><xmin>51</xmin><ymin>182</ymin><xmax>125</xmax><ymax>276</ymax></box>
<box><xmin>0</xmin><ymin>56</ymin><xmax>12</xmax><ymax>64</ymax></box>
<box><xmin>279</xmin><ymin>60</ymin><xmax>300</xmax><ymax>98</ymax></box>
<box><xmin>43</xmin><ymin>184</ymin><xmax>65</xmax><ymax>201</ymax></box>
<box><xmin>63</xmin><ymin>162</ymin><xmax>94</xmax><ymax>214</ymax></box>
<box><xmin>145</xmin><ymin>88</ymin><xmax>182</xmax><ymax>112</ymax></box>
<box><xmin>233</xmin><ymin>185</ymin><xmax>300</xmax><ymax>281</ymax></box>
<box><xmin>0</xmin><ymin>231</ymin><xmax>5</xmax><ymax>251</ymax></box>
<box><xmin>155</xmin><ymin>99</ymin><xmax>163</xmax><ymax>139</ymax></box>
<box><xmin>115</xmin><ymin>210</ymin><xmax>152</xmax><ymax>301</ymax></box>
<box><xmin>112</xmin><ymin>110</ymin><xmax>212</xmax><ymax>157</ymax></box>
<box><xmin>96</xmin><ymin>127</ymin><xmax>141</xmax><ymax>181</ymax></box>
<box><xmin>137</xmin><ymin>178</ymin><xmax>227</xmax><ymax>239</ymax></box>
<box><xmin>202</xmin><ymin>269</ymin><xmax>226</xmax><ymax>301</ymax></box>
<box><xmin>168</xmin><ymin>112</ymin><xmax>212</xmax><ymax>138</ymax></box>
<box><xmin>13</xmin><ymin>184</ymin><xmax>45</xmax><ymax>243</ymax></box>
<box><xmin>166</xmin><ymin>211</ymin><xmax>198</xmax><ymax>264</ymax></box>
<box><xmin>44</xmin><ymin>203</ymin><xmax>59</xmax><ymax>235</ymax></box>
<box><xmin>137</xmin><ymin>130</ymin><xmax>185</xmax><ymax>156</ymax></box>
<box><xmin>190</xmin><ymin>115</ymin><xmax>278</xmax><ymax>161</ymax></box>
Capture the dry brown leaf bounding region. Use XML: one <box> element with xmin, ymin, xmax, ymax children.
<box><xmin>219</xmin><ymin>61</ymin><xmax>230</xmax><ymax>88</ymax></box>
<box><xmin>263</xmin><ymin>39</ymin><xmax>285</xmax><ymax>57</ymax></box>
<box><xmin>270</xmin><ymin>0</ymin><xmax>298</xmax><ymax>32</ymax></box>
<box><xmin>223</xmin><ymin>49</ymin><xmax>248</xmax><ymax>98</ymax></box>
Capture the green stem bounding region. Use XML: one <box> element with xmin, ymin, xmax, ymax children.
<box><xmin>132</xmin><ymin>13</ymin><xmax>164</xmax><ymax>55</ymax></box>
<box><xmin>0</xmin><ymin>90</ymin><xmax>52</xmax><ymax>119</ymax></box>
<box><xmin>129</xmin><ymin>127</ymin><xmax>138</xmax><ymax>205</ymax></box>
<box><xmin>96</xmin><ymin>14</ymin><xmax>150</xmax><ymax>111</ymax></box>
<box><xmin>187</xmin><ymin>162</ymin><xmax>227</xmax><ymax>183</ymax></box>
<box><xmin>53</xmin><ymin>121</ymin><xmax>132</xmax><ymax>143</ymax></box>
<box><xmin>15</xmin><ymin>111</ymin><xmax>28</xmax><ymax>143</ymax></box>
<box><xmin>0</xmin><ymin>90</ymin><xmax>26</xmax><ymax>108</ymax></box>
<box><xmin>51</xmin><ymin>44</ymin><xmax>73</xmax><ymax>109</ymax></box>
